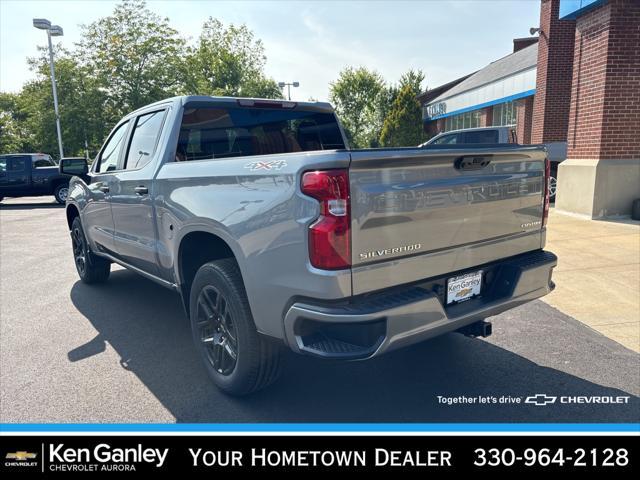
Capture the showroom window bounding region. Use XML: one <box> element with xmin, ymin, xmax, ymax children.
<box><xmin>492</xmin><ymin>101</ymin><xmax>516</xmax><ymax>126</ymax></box>
<box><xmin>444</xmin><ymin>110</ymin><xmax>481</xmax><ymax>131</ymax></box>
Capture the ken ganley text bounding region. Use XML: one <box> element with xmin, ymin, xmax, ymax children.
<box><xmin>48</xmin><ymin>444</ymin><xmax>168</xmax><ymax>472</ymax></box>
<box><xmin>190</xmin><ymin>448</ymin><xmax>452</xmax><ymax>468</ymax></box>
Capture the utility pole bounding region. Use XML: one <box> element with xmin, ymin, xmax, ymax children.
<box><xmin>33</xmin><ymin>18</ymin><xmax>64</xmax><ymax>159</ymax></box>
<box><xmin>277</xmin><ymin>81</ymin><xmax>300</xmax><ymax>101</ymax></box>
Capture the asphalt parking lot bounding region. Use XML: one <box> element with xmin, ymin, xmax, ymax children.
<box><xmin>1</xmin><ymin>197</ymin><xmax>639</xmax><ymax>424</ymax></box>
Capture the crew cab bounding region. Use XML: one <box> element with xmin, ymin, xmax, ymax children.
<box><xmin>0</xmin><ymin>153</ymin><xmax>73</xmax><ymax>204</ymax></box>
<box><xmin>63</xmin><ymin>96</ymin><xmax>556</xmax><ymax>395</ymax></box>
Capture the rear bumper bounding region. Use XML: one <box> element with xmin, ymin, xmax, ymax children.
<box><xmin>283</xmin><ymin>250</ymin><xmax>557</xmax><ymax>359</ymax></box>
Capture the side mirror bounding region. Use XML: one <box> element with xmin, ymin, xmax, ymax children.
<box><xmin>59</xmin><ymin>158</ymin><xmax>88</xmax><ymax>176</ymax></box>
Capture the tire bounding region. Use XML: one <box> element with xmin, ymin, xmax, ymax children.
<box><xmin>71</xmin><ymin>217</ymin><xmax>110</xmax><ymax>284</ymax></box>
<box><xmin>632</xmin><ymin>198</ymin><xmax>640</xmax><ymax>221</ymax></box>
<box><xmin>189</xmin><ymin>259</ymin><xmax>281</xmax><ymax>395</ymax></box>
<box><xmin>54</xmin><ymin>184</ymin><xmax>70</xmax><ymax>204</ymax></box>
<box><xmin>549</xmin><ymin>168</ymin><xmax>558</xmax><ymax>202</ymax></box>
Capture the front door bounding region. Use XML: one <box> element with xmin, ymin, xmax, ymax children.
<box><xmin>110</xmin><ymin>109</ymin><xmax>167</xmax><ymax>276</ymax></box>
<box><xmin>0</xmin><ymin>156</ymin><xmax>8</xmax><ymax>195</ymax></box>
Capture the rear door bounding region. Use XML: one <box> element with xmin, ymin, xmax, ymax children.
<box><xmin>4</xmin><ymin>156</ymin><xmax>31</xmax><ymax>196</ymax></box>
<box><xmin>110</xmin><ymin>108</ymin><xmax>167</xmax><ymax>275</ymax></box>
<box><xmin>82</xmin><ymin>120</ymin><xmax>131</xmax><ymax>255</ymax></box>
<box><xmin>348</xmin><ymin>146</ymin><xmax>547</xmax><ymax>295</ymax></box>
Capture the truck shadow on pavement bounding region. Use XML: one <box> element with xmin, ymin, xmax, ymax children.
<box><xmin>69</xmin><ymin>269</ymin><xmax>640</xmax><ymax>423</ymax></box>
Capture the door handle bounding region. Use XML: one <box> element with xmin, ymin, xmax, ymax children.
<box><xmin>98</xmin><ymin>185</ymin><xmax>110</xmax><ymax>193</ymax></box>
<box><xmin>134</xmin><ymin>186</ymin><xmax>148</xmax><ymax>195</ymax></box>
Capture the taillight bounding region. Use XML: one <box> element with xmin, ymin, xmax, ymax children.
<box><xmin>301</xmin><ymin>169</ymin><xmax>351</xmax><ymax>270</ymax></box>
<box><xmin>543</xmin><ymin>157</ymin><xmax>550</xmax><ymax>227</ymax></box>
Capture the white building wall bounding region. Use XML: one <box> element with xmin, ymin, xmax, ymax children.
<box><xmin>425</xmin><ymin>67</ymin><xmax>537</xmax><ymax>119</ymax></box>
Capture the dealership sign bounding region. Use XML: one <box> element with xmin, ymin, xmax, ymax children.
<box><xmin>426</xmin><ymin>102</ymin><xmax>447</xmax><ymax>119</ymax></box>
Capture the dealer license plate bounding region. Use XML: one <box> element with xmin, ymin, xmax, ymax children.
<box><xmin>446</xmin><ymin>270</ymin><xmax>483</xmax><ymax>305</ymax></box>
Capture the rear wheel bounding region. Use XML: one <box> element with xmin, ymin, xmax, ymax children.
<box><xmin>189</xmin><ymin>259</ymin><xmax>281</xmax><ymax>395</ymax></box>
<box><xmin>71</xmin><ymin>217</ymin><xmax>110</xmax><ymax>284</ymax></box>
<box><xmin>54</xmin><ymin>184</ymin><xmax>69</xmax><ymax>204</ymax></box>
<box><xmin>549</xmin><ymin>167</ymin><xmax>558</xmax><ymax>202</ymax></box>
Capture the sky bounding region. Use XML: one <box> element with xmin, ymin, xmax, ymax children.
<box><xmin>0</xmin><ymin>0</ymin><xmax>541</xmax><ymax>101</ymax></box>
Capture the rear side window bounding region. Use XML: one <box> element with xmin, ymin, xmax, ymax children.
<box><xmin>125</xmin><ymin>110</ymin><xmax>166</xmax><ymax>170</ymax></box>
<box><xmin>97</xmin><ymin>121</ymin><xmax>129</xmax><ymax>172</ymax></box>
<box><xmin>176</xmin><ymin>106</ymin><xmax>345</xmax><ymax>162</ymax></box>
<box><xmin>0</xmin><ymin>157</ymin><xmax>6</xmax><ymax>172</ymax></box>
<box><xmin>8</xmin><ymin>156</ymin><xmax>27</xmax><ymax>171</ymax></box>
<box><xmin>464</xmin><ymin>130</ymin><xmax>500</xmax><ymax>144</ymax></box>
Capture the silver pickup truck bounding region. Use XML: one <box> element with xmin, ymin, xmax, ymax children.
<box><xmin>62</xmin><ymin>96</ymin><xmax>556</xmax><ymax>395</ymax></box>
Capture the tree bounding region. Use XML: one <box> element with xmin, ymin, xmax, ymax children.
<box><xmin>181</xmin><ymin>18</ymin><xmax>281</xmax><ymax>98</ymax></box>
<box><xmin>379</xmin><ymin>83</ymin><xmax>426</xmax><ymax>147</ymax></box>
<box><xmin>0</xmin><ymin>93</ymin><xmax>27</xmax><ymax>153</ymax></box>
<box><xmin>17</xmin><ymin>47</ymin><xmax>110</xmax><ymax>158</ymax></box>
<box><xmin>329</xmin><ymin>67</ymin><xmax>385</xmax><ymax>148</ymax></box>
<box><xmin>398</xmin><ymin>69</ymin><xmax>425</xmax><ymax>96</ymax></box>
<box><xmin>1</xmin><ymin>0</ymin><xmax>286</xmax><ymax>158</ymax></box>
<box><xmin>76</xmin><ymin>0</ymin><xmax>186</xmax><ymax>123</ymax></box>
<box><xmin>366</xmin><ymin>70</ymin><xmax>426</xmax><ymax>147</ymax></box>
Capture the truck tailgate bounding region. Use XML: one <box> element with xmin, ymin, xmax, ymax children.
<box><xmin>349</xmin><ymin>146</ymin><xmax>547</xmax><ymax>295</ymax></box>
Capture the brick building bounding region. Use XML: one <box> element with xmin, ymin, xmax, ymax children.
<box><xmin>420</xmin><ymin>0</ymin><xmax>639</xmax><ymax>217</ymax></box>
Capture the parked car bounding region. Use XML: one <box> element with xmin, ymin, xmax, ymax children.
<box><xmin>421</xmin><ymin>126</ymin><xmax>517</xmax><ymax>146</ymax></box>
<box><xmin>0</xmin><ymin>153</ymin><xmax>75</xmax><ymax>204</ymax></box>
<box><xmin>421</xmin><ymin>126</ymin><xmax>566</xmax><ymax>201</ymax></box>
<box><xmin>63</xmin><ymin>96</ymin><xmax>556</xmax><ymax>395</ymax></box>
<box><xmin>543</xmin><ymin>141</ymin><xmax>567</xmax><ymax>201</ymax></box>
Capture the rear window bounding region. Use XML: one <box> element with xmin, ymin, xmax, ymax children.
<box><xmin>176</xmin><ymin>107</ymin><xmax>345</xmax><ymax>162</ymax></box>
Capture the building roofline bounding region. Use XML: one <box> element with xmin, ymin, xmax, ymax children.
<box><xmin>418</xmin><ymin>73</ymin><xmax>476</xmax><ymax>103</ymax></box>
<box><xmin>427</xmin><ymin>42</ymin><xmax>538</xmax><ymax>106</ymax></box>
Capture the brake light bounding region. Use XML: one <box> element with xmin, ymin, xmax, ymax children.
<box><xmin>543</xmin><ymin>157</ymin><xmax>550</xmax><ymax>227</ymax></box>
<box><xmin>301</xmin><ymin>169</ymin><xmax>351</xmax><ymax>270</ymax></box>
<box><xmin>236</xmin><ymin>99</ymin><xmax>297</xmax><ymax>109</ymax></box>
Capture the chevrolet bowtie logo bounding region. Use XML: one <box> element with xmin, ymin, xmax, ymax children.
<box><xmin>6</xmin><ymin>451</ymin><xmax>37</xmax><ymax>461</ymax></box>
<box><xmin>525</xmin><ymin>394</ymin><xmax>557</xmax><ymax>406</ymax></box>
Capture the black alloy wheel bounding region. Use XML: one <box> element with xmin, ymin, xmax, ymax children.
<box><xmin>72</xmin><ymin>223</ymin><xmax>87</xmax><ymax>277</ymax></box>
<box><xmin>189</xmin><ymin>259</ymin><xmax>281</xmax><ymax>395</ymax></box>
<box><xmin>196</xmin><ymin>285</ymin><xmax>238</xmax><ymax>376</ymax></box>
<box><xmin>70</xmin><ymin>217</ymin><xmax>110</xmax><ymax>283</ymax></box>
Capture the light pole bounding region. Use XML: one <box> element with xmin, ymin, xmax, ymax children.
<box><xmin>278</xmin><ymin>81</ymin><xmax>299</xmax><ymax>101</ymax></box>
<box><xmin>33</xmin><ymin>18</ymin><xmax>64</xmax><ymax>160</ymax></box>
